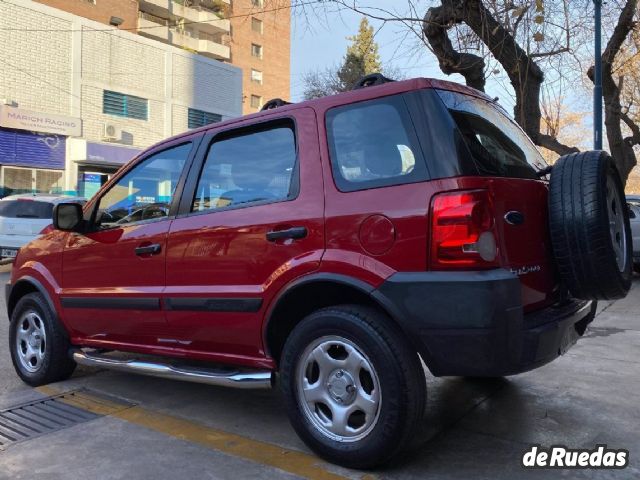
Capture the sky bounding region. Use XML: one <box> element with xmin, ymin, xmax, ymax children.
<box><xmin>290</xmin><ymin>1</ymin><xmax>449</xmax><ymax>101</ymax></box>
<box><xmin>288</xmin><ymin>1</ymin><xmax>512</xmax><ymax>107</ymax></box>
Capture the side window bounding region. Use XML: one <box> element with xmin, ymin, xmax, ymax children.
<box><xmin>97</xmin><ymin>143</ymin><xmax>191</xmax><ymax>226</ymax></box>
<box><xmin>192</xmin><ymin>123</ymin><xmax>297</xmax><ymax>212</ymax></box>
<box><xmin>326</xmin><ymin>95</ymin><xmax>428</xmax><ymax>192</ymax></box>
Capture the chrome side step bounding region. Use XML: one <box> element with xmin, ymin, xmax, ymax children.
<box><xmin>70</xmin><ymin>349</ymin><xmax>273</xmax><ymax>389</ymax></box>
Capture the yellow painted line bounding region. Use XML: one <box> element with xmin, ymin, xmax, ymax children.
<box><xmin>36</xmin><ymin>386</ymin><xmax>127</xmax><ymax>416</ymax></box>
<box><xmin>36</xmin><ymin>386</ymin><xmax>367</xmax><ymax>480</ymax></box>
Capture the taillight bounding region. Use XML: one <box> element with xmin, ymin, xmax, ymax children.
<box><xmin>430</xmin><ymin>189</ymin><xmax>498</xmax><ymax>270</ymax></box>
<box><xmin>39</xmin><ymin>224</ymin><xmax>54</xmax><ymax>235</ymax></box>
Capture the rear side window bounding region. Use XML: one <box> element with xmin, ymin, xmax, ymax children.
<box><xmin>192</xmin><ymin>122</ymin><xmax>297</xmax><ymax>212</ymax></box>
<box><xmin>326</xmin><ymin>95</ymin><xmax>428</xmax><ymax>192</ymax></box>
<box><xmin>436</xmin><ymin>90</ymin><xmax>546</xmax><ymax>179</ymax></box>
<box><xmin>0</xmin><ymin>200</ymin><xmax>53</xmax><ymax>219</ymax></box>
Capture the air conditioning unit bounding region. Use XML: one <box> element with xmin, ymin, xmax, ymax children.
<box><xmin>102</xmin><ymin>122</ymin><xmax>122</xmax><ymax>142</ymax></box>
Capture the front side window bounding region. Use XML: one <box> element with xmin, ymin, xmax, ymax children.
<box><xmin>436</xmin><ymin>90</ymin><xmax>547</xmax><ymax>179</ymax></box>
<box><xmin>96</xmin><ymin>143</ymin><xmax>191</xmax><ymax>227</ymax></box>
<box><xmin>192</xmin><ymin>123</ymin><xmax>297</xmax><ymax>212</ymax></box>
<box><xmin>326</xmin><ymin>95</ymin><xmax>428</xmax><ymax>192</ymax></box>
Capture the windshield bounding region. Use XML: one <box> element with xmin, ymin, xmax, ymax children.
<box><xmin>0</xmin><ymin>200</ymin><xmax>54</xmax><ymax>219</ymax></box>
<box><xmin>436</xmin><ymin>89</ymin><xmax>547</xmax><ymax>180</ymax></box>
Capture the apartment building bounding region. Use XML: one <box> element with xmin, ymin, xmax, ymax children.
<box><xmin>0</xmin><ymin>0</ymin><xmax>242</xmax><ymax>198</ymax></box>
<box><xmin>230</xmin><ymin>0</ymin><xmax>291</xmax><ymax>114</ymax></box>
<box><xmin>35</xmin><ymin>0</ymin><xmax>291</xmax><ymax>114</ymax></box>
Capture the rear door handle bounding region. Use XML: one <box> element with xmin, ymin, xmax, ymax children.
<box><xmin>135</xmin><ymin>243</ymin><xmax>162</xmax><ymax>256</ymax></box>
<box><xmin>266</xmin><ymin>227</ymin><xmax>307</xmax><ymax>242</ymax></box>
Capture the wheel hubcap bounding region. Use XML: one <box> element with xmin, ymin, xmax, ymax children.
<box><xmin>296</xmin><ymin>336</ymin><xmax>381</xmax><ymax>442</ymax></box>
<box><xmin>606</xmin><ymin>175</ymin><xmax>628</xmax><ymax>272</ymax></box>
<box><xmin>15</xmin><ymin>311</ymin><xmax>47</xmax><ymax>373</ymax></box>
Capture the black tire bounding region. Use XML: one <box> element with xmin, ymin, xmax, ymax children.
<box><xmin>634</xmin><ymin>263</ymin><xmax>640</xmax><ymax>274</ymax></box>
<box><xmin>9</xmin><ymin>292</ymin><xmax>76</xmax><ymax>386</ymax></box>
<box><xmin>280</xmin><ymin>304</ymin><xmax>426</xmax><ymax>469</ymax></box>
<box><xmin>549</xmin><ymin>151</ymin><xmax>632</xmax><ymax>300</ymax></box>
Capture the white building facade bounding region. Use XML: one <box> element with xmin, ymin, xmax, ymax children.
<box><xmin>0</xmin><ymin>0</ymin><xmax>242</xmax><ymax>198</ymax></box>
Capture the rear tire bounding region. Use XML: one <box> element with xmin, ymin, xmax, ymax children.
<box><xmin>280</xmin><ymin>304</ymin><xmax>425</xmax><ymax>469</ymax></box>
<box><xmin>549</xmin><ymin>151</ymin><xmax>632</xmax><ymax>300</ymax></box>
<box><xmin>9</xmin><ymin>292</ymin><xmax>76</xmax><ymax>386</ymax></box>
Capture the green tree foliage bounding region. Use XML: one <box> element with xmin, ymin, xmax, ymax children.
<box><xmin>303</xmin><ymin>17</ymin><xmax>394</xmax><ymax>99</ymax></box>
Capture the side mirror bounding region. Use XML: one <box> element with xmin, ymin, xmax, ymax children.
<box><xmin>53</xmin><ymin>203</ymin><xmax>84</xmax><ymax>231</ymax></box>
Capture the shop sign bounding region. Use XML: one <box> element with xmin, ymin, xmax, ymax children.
<box><xmin>0</xmin><ymin>106</ymin><xmax>81</xmax><ymax>137</ymax></box>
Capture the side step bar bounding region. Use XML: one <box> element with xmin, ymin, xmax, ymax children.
<box><xmin>71</xmin><ymin>349</ymin><xmax>273</xmax><ymax>389</ymax></box>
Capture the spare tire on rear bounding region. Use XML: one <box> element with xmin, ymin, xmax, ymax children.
<box><xmin>549</xmin><ymin>150</ymin><xmax>632</xmax><ymax>300</ymax></box>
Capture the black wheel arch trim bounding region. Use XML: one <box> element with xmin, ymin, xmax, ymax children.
<box><xmin>263</xmin><ymin>272</ymin><xmax>438</xmax><ymax>367</ymax></box>
<box><xmin>6</xmin><ymin>276</ymin><xmax>57</xmax><ymax>319</ymax></box>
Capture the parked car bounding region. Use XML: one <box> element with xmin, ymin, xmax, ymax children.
<box><xmin>5</xmin><ymin>75</ymin><xmax>632</xmax><ymax>469</ymax></box>
<box><xmin>628</xmin><ymin>196</ymin><xmax>640</xmax><ymax>272</ymax></box>
<box><xmin>0</xmin><ymin>194</ymin><xmax>86</xmax><ymax>260</ymax></box>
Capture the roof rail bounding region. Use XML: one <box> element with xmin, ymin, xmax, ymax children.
<box><xmin>261</xmin><ymin>98</ymin><xmax>292</xmax><ymax>111</ymax></box>
<box><xmin>352</xmin><ymin>73</ymin><xmax>395</xmax><ymax>90</ymax></box>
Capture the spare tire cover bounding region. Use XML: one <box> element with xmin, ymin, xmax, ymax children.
<box><xmin>549</xmin><ymin>150</ymin><xmax>632</xmax><ymax>300</ymax></box>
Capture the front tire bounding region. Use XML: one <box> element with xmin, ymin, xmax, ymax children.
<box><xmin>280</xmin><ymin>305</ymin><xmax>425</xmax><ymax>469</ymax></box>
<box><xmin>9</xmin><ymin>292</ymin><xmax>76</xmax><ymax>386</ymax></box>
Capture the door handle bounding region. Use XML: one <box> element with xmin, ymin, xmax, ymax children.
<box><xmin>266</xmin><ymin>227</ymin><xmax>308</xmax><ymax>242</ymax></box>
<box><xmin>135</xmin><ymin>243</ymin><xmax>162</xmax><ymax>256</ymax></box>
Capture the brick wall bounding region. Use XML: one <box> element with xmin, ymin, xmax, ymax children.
<box><xmin>230</xmin><ymin>0</ymin><xmax>290</xmax><ymax>114</ymax></box>
<box><xmin>34</xmin><ymin>0</ymin><xmax>138</xmax><ymax>31</ymax></box>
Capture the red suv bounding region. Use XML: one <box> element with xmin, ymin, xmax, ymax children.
<box><xmin>6</xmin><ymin>75</ymin><xmax>632</xmax><ymax>468</ymax></box>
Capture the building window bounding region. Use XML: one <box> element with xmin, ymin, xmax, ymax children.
<box><xmin>251</xmin><ymin>0</ymin><xmax>264</xmax><ymax>7</ymax></box>
<box><xmin>103</xmin><ymin>90</ymin><xmax>148</xmax><ymax>120</ymax></box>
<box><xmin>251</xmin><ymin>17</ymin><xmax>263</xmax><ymax>34</ymax></box>
<box><xmin>250</xmin><ymin>95</ymin><xmax>263</xmax><ymax>109</ymax></box>
<box><xmin>251</xmin><ymin>43</ymin><xmax>263</xmax><ymax>59</ymax></box>
<box><xmin>251</xmin><ymin>69</ymin><xmax>263</xmax><ymax>84</ymax></box>
<box><xmin>188</xmin><ymin>108</ymin><xmax>223</xmax><ymax>129</ymax></box>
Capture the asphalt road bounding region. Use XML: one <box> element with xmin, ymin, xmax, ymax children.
<box><xmin>0</xmin><ymin>267</ymin><xmax>638</xmax><ymax>479</ymax></box>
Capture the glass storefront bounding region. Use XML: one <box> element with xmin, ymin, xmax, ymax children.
<box><xmin>0</xmin><ymin>166</ymin><xmax>64</xmax><ymax>197</ymax></box>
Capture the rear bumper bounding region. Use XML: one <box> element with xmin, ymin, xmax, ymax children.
<box><xmin>373</xmin><ymin>269</ymin><xmax>595</xmax><ymax>377</ymax></box>
<box><xmin>0</xmin><ymin>234</ymin><xmax>36</xmax><ymax>250</ymax></box>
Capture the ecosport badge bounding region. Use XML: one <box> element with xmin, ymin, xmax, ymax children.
<box><xmin>511</xmin><ymin>265</ymin><xmax>542</xmax><ymax>276</ymax></box>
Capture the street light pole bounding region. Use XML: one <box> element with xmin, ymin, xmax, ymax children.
<box><xmin>593</xmin><ymin>0</ymin><xmax>603</xmax><ymax>150</ymax></box>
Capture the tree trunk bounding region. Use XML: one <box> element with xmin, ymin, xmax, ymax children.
<box><xmin>424</xmin><ymin>0</ymin><xmax>638</xmax><ymax>182</ymax></box>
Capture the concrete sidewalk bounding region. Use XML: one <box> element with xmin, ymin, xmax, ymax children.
<box><xmin>0</xmin><ymin>271</ymin><xmax>638</xmax><ymax>479</ymax></box>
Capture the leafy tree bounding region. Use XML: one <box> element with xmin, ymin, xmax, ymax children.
<box><xmin>303</xmin><ymin>18</ymin><xmax>396</xmax><ymax>99</ymax></box>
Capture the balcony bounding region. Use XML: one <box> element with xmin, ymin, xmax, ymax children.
<box><xmin>198</xmin><ymin>38</ymin><xmax>230</xmax><ymax>61</ymax></box>
<box><xmin>172</xmin><ymin>2</ymin><xmax>230</xmax><ymax>35</ymax></box>
<box><xmin>139</xmin><ymin>0</ymin><xmax>171</xmax><ymax>18</ymax></box>
<box><xmin>171</xmin><ymin>31</ymin><xmax>199</xmax><ymax>52</ymax></box>
<box><xmin>138</xmin><ymin>14</ymin><xmax>170</xmax><ymax>43</ymax></box>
